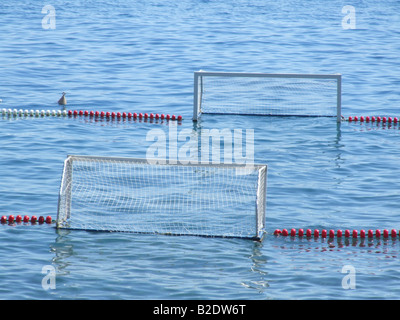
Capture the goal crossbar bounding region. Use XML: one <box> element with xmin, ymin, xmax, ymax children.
<box><xmin>193</xmin><ymin>71</ymin><xmax>342</xmax><ymax>122</ymax></box>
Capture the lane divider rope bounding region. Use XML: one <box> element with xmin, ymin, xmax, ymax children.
<box><xmin>3</xmin><ymin>217</ymin><xmax>399</xmax><ymax>241</ymax></box>
<box><xmin>1</xmin><ymin>108</ymin><xmax>183</xmax><ymax>121</ymax></box>
<box><xmin>342</xmin><ymin>116</ymin><xmax>398</xmax><ymax>124</ymax></box>
<box><xmin>1</xmin><ymin>215</ymin><xmax>52</xmax><ymax>224</ymax></box>
<box><xmin>274</xmin><ymin>228</ymin><xmax>399</xmax><ymax>238</ymax></box>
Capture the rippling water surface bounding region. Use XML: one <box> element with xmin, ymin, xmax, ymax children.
<box><xmin>1</xmin><ymin>0</ymin><xmax>400</xmax><ymax>300</ymax></box>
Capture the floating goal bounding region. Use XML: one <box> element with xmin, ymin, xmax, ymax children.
<box><xmin>57</xmin><ymin>155</ymin><xmax>267</xmax><ymax>240</ymax></box>
<box><xmin>193</xmin><ymin>71</ymin><xmax>342</xmax><ymax>122</ymax></box>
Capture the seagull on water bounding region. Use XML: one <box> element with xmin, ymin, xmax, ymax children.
<box><xmin>58</xmin><ymin>92</ymin><xmax>67</xmax><ymax>106</ymax></box>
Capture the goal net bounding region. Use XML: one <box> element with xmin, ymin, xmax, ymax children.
<box><xmin>193</xmin><ymin>71</ymin><xmax>342</xmax><ymax>122</ymax></box>
<box><xmin>57</xmin><ymin>155</ymin><xmax>267</xmax><ymax>240</ymax></box>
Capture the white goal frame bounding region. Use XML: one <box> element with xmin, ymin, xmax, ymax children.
<box><xmin>57</xmin><ymin>155</ymin><xmax>267</xmax><ymax>241</ymax></box>
<box><xmin>193</xmin><ymin>71</ymin><xmax>342</xmax><ymax>122</ymax></box>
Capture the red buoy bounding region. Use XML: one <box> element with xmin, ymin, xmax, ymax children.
<box><xmin>46</xmin><ymin>216</ymin><xmax>52</xmax><ymax>224</ymax></box>
<box><xmin>314</xmin><ymin>229</ymin><xmax>319</xmax><ymax>237</ymax></box>
<box><xmin>274</xmin><ymin>229</ymin><xmax>281</xmax><ymax>235</ymax></box>
<box><xmin>31</xmin><ymin>215</ymin><xmax>37</xmax><ymax>223</ymax></box>
<box><xmin>8</xmin><ymin>215</ymin><xmax>14</xmax><ymax>223</ymax></box>
<box><xmin>391</xmin><ymin>229</ymin><xmax>397</xmax><ymax>237</ymax></box>
<box><xmin>290</xmin><ymin>228</ymin><xmax>296</xmax><ymax>236</ymax></box>
<box><xmin>383</xmin><ymin>229</ymin><xmax>389</xmax><ymax>238</ymax></box>
<box><xmin>337</xmin><ymin>229</ymin><xmax>343</xmax><ymax>237</ymax></box>
<box><xmin>23</xmin><ymin>215</ymin><xmax>30</xmax><ymax>223</ymax></box>
<box><xmin>360</xmin><ymin>230</ymin><xmax>366</xmax><ymax>238</ymax></box>
<box><xmin>306</xmin><ymin>229</ymin><xmax>312</xmax><ymax>237</ymax></box>
<box><xmin>329</xmin><ymin>230</ymin><xmax>335</xmax><ymax>238</ymax></box>
<box><xmin>282</xmin><ymin>229</ymin><xmax>288</xmax><ymax>236</ymax></box>
<box><xmin>16</xmin><ymin>215</ymin><xmax>22</xmax><ymax>223</ymax></box>
<box><xmin>321</xmin><ymin>229</ymin><xmax>327</xmax><ymax>238</ymax></box>
<box><xmin>298</xmin><ymin>228</ymin><xmax>304</xmax><ymax>237</ymax></box>
<box><xmin>352</xmin><ymin>230</ymin><xmax>358</xmax><ymax>238</ymax></box>
<box><xmin>368</xmin><ymin>229</ymin><xmax>374</xmax><ymax>238</ymax></box>
<box><xmin>345</xmin><ymin>230</ymin><xmax>350</xmax><ymax>237</ymax></box>
<box><xmin>1</xmin><ymin>215</ymin><xmax>7</xmax><ymax>223</ymax></box>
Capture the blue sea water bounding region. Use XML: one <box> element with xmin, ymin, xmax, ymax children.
<box><xmin>1</xmin><ymin>0</ymin><xmax>400</xmax><ymax>300</ymax></box>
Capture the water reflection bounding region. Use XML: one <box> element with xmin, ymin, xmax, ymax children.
<box><xmin>272</xmin><ymin>233</ymin><xmax>399</xmax><ymax>258</ymax></box>
<box><xmin>241</xmin><ymin>240</ymin><xmax>270</xmax><ymax>295</ymax></box>
<box><xmin>50</xmin><ymin>229</ymin><xmax>74</xmax><ymax>277</ymax></box>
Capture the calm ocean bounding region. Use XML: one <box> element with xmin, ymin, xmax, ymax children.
<box><xmin>1</xmin><ymin>0</ymin><xmax>400</xmax><ymax>300</ymax></box>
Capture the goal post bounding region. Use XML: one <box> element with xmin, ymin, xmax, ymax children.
<box><xmin>57</xmin><ymin>155</ymin><xmax>267</xmax><ymax>241</ymax></box>
<box><xmin>193</xmin><ymin>71</ymin><xmax>342</xmax><ymax>122</ymax></box>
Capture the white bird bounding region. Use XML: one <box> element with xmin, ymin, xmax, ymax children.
<box><xmin>58</xmin><ymin>92</ymin><xmax>67</xmax><ymax>106</ymax></box>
